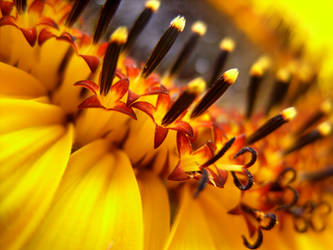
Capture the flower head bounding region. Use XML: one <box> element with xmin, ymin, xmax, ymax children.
<box><xmin>0</xmin><ymin>0</ymin><xmax>332</xmax><ymax>250</ymax></box>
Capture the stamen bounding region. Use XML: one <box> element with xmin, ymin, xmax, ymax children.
<box><xmin>294</xmin><ymin>100</ymin><xmax>332</xmax><ymax>136</ymax></box>
<box><xmin>246</xmin><ymin>107</ymin><xmax>297</xmax><ymax>144</ymax></box>
<box><xmin>260</xmin><ymin>213</ymin><xmax>277</xmax><ymax>230</ymax></box>
<box><xmin>277</xmin><ymin>167</ymin><xmax>297</xmax><ymax>186</ymax></box>
<box><xmin>276</xmin><ymin>185</ymin><xmax>299</xmax><ymax>210</ymax></box>
<box><xmin>246</xmin><ymin>58</ymin><xmax>268</xmax><ymax>119</ymax></box>
<box><xmin>201</xmin><ymin>137</ymin><xmax>236</xmax><ymax>167</ymax></box>
<box><xmin>208</xmin><ymin>37</ymin><xmax>235</xmax><ymax>87</ymax></box>
<box><xmin>300</xmin><ymin>166</ymin><xmax>333</xmax><ymax>182</ymax></box>
<box><xmin>283</xmin><ymin>121</ymin><xmax>331</xmax><ymax>155</ymax></box>
<box><xmin>141</xmin><ymin>16</ymin><xmax>186</xmax><ymax>78</ymax></box>
<box><xmin>242</xmin><ymin>228</ymin><xmax>263</xmax><ymax>249</ymax></box>
<box><xmin>65</xmin><ymin>0</ymin><xmax>90</xmax><ymax>27</ymax></box>
<box><xmin>233</xmin><ymin>147</ymin><xmax>257</xmax><ymax>168</ymax></box>
<box><xmin>123</xmin><ymin>0</ymin><xmax>160</xmax><ymax>52</ymax></box>
<box><xmin>231</xmin><ymin>168</ymin><xmax>254</xmax><ymax>191</ymax></box>
<box><xmin>162</xmin><ymin>77</ymin><xmax>205</xmax><ymax>125</ymax></box>
<box><xmin>194</xmin><ymin>169</ymin><xmax>209</xmax><ymax>198</ymax></box>
<box><xmin>293</xmin><ymin>217</ymin><xmax>308</xmax><ymax>233</ymax></box>
<box><xmin>190</xmin><ymin>68</ymin><xmax>238</xmax><ymax>118</ymax></box>
<box><xmin>100</xmin><ymin>27</ymin><xmax>128</xmax><ymax>96</ymax></box>
<box><xmin>93</xmin><ymin>0</ymin><xmax>122</xmax><ymax>43</ymax></box>
<box><xmin>289</xmin><ymin>66</ymin><xmax>317</xmax><ymax>104</ymax></box>
<box><xmin>15</xmin><ymin>0</ymin><xmax>27</xmax><ymax>13</ymax></box>
<box><xmin>265</xmin><ymin>68</ymin><xmax>291</xmax><ymax>114</ymax></box>
<box><xmin>168</xmin><ymin>21</ymin><xmax>207</xmax><ymax>78</ymax></box>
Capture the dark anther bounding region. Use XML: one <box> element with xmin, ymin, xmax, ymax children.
<box><xmin>93</xmin><ymin>0</ymin><xmax>122</xmax><ymax>43</ymax></box>
<box><xmin>283</xmin><ymin>122</ymin><xmax>331</xmax><ymax>155</ymax></box>
<box><xmin>246</xmin><ymin>62</ymin><xmax>265</xmax><ymax>119</ymax></box>
<box><xmin>194</xmin><ymin>169</ymin><xmax>209</xmax><ymax>198</ymax></box>
<box><xmin>190</xmin><ymin>68</ymin><xmax>238</xmax><ymax>118</ymax></box>
<box><xmin>246</xmin><ymin>107</ymin><xmax>296</xmax><ymax>145</ymax></box>
<box><xmin>277</xmin><ymin>167</ymin><xmax>297</xmax><ymax>186</ymax></box>
<box><xmin>233</xmin><ymin>147</ymin><xmax>257</xmax><ymax>168</ymax></box>
<box><xmin>100</xmin><ymin>27</ymin><xmax>127</xmax><ymax>95</ymax></box>
<box><xmin>201</xmin><ymin>137</ymin><xmax>236</xmax><ymax>167</ymax></box>
<box><xmin>242</xmin><ymin>228</ymin><xmax>263</xmax><ymax>249</ymax></box>
<box><xmin>301</xmin><ymin>166</ymin><xmax>333</xmax><ymax>182</ymax></box>
<box><xmin>123</xmin><ymin>1</ymin><xmax>160</xmax><ymax>52</ymax></box>
<box><xmin>168</xmin><ymin>21</ymin><xmax>206</xmax><ymax>78</ymax></box>
<box><xmin>208</xmin><ymin>38</ymin><xmax>235</xmax><ymax>87</ymax></box>
<box><xmin>15</xmin><ymin>0</ymin><xmax>27</xmax><ymax>13</ymax></box>
<box><xmin>232</xmin><ymin>168</ymin><xmax>254</xmax><ymax>191</ymax></box>
<box><xmin>260</xmin><ymin>212</ymin><xmax>277</xmax><ymax>230</ymax></box>
<box><xmin>308</xmin><ymin>201</ymin><xmax>331</xmax><ymax>232</ymax></box>
<box><xmin>265</xmin><ymin>69</ymin><xmax>291</xmax><ymax>114</ymax></box>
<box><xmin>162</xmin><ymin>90</ymin><xmax>197</xmax><ymax>126</ymax></box>
<box><xmin>276</xmin><ymin>185</ymin><xmax>299</xmax><ymax>210</ymax></box>
<box><xmin>294</xmin><ymin>111</ymin><xmax>324</xmax><ymax>136</ymax></box>
<box><xmin>293</xmin><ymin>217</ymin><xmax>308</xmax><ymax>233</ymax></box>
<box><xmin>65</xmin><ymin>0</ymin><xmax>90</xmax><ymax>27</ymax></box>
<box><xmin>141</xmin><ymin>16</ymin><xmax>185</xmax><ymax>79</ymax></box>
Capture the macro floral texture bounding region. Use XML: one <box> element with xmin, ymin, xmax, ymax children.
<box><xmin>0</xmin><ymin>0</ymin><xmax>332</xmax><ymax>250</ymax></box>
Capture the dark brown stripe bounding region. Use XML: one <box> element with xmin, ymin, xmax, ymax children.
<box><xmin>246</xmin><ymin>75</ymin><xmax>263</xmax><ymax>119</ymax></box>
<box><xmin>283</xmin><ymin>129</ymin><xmax>323</xmax><ymax>155</ymax></box>
<box><xmin>190</xmin><ymin>73</ymin><xmax>234</xmax><ymax>118</ymax></box>
<box><xmin>100</xmin><ymin>40</ymin><xmax>123</xmax><ymax>95</ymax></box>
<box><xmin>141</xmin><ymin>21</ymin><xmax>183</xmax><ymax>78</ymax></box>
<box><xmin>15</xmin><ymin>0</ymin><xmax>27</xmax><ymax>13</ymax></box>
<box><xmin>65</xmin><ymin>0</ymin><xmax>90</xmax><ymax>27</ymax></box>
<box><xmin>246</xmin><ymin>114</ymin><xmax>288</xmax><ymax>144</ymax></box>
<box><xmin>168</xmin><ymin>33</ymin><xmax>200</xmax><ymax>77</ymax></box>
<box><xmin>265</xmin><ymin>79</ymin><xmax>290</xmax><ymax>114</ymax></box>
<box><xmin>93</xmin><ymin>0</ymin><xmax>122</xmax><ymax>43</ymax></box>
<box><xmin>123</xmin><ymin>7</ymin><xmax>154</xmax><ymax>52</ymax></box>
<box><xmin>294</xmin><ymin>111</ymin><xmax>324</xmax><ymax>136</ymax></box>
<box><xmin>208</xmin><ymin>50</ymin><xmax>229</xmax><ymax>88</ymax></box>
<box><xmin>162</xmin><ymin>90</ymin><xmax>197</xmax><ymax>125</ymax></box>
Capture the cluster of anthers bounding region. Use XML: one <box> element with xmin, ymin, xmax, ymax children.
<box><xmin>1</xmin><ymin>0</ymin><xmax>332</xmax><ymax>249</ymax></box>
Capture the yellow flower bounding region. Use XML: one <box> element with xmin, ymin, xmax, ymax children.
<box><xmin>0</xmin><ymin>0</ymin><xmax>332</xmax><ymax>250</ymax></box>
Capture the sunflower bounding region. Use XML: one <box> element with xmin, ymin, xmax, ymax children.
<box><xmin>0</xmin><ymin>0</ymin><xmax>332</xmax><ymax>250</ymax></box>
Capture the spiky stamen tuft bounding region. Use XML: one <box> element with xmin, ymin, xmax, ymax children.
<box><xmin>191</xmin><ymin>68</ymin><xmax>238</xmax><ymax>118</ymax></box>
<box><xmin>65</xmin><ymin>0</ymin><xmax>90</xmax><ymax>27</ymax></box>
<box><xmin>246</xmin><ymin>107</ymin><xmax>297</xmax><ymax>144</ymax></box>
<box><xmin>284</xmin><ymin>121</ymin><xmax>331</xmax><ymax>155</ymax></box>
<box><xmin>123</xmin><ymin>0</ymin><xmax>160</xmax><ymax>52</ymax></box>
<box><xmin>162</xmin><ymin>78</ymin><xmax>205</xmax><ymax>125</ymax></box>
<box><xmin>208</xmin><ymin>37</ymin><xmax>235</xmax><ymax>87</ymax></box>
<box><xmin>93</xmin><ymin>0</ymin><xmax>122</xmax><ymax>43</ymax></box>
<box><xmin>141</xmin><ymin>16</ymin><xmax>186</xmax><ymax>79</ymax></box>
<box><xmin>265</xmin><ymin>68</ymin><xmax>292</xmax><ymax>114</ymax></box>
<box><xmin>168</xmin><ymin>21</ymin><xmax>207</xmax><ymax>78</ymax></box>
<box><xmin>100</xmin><ymin>27</ymin><xmax>128</xmax><ymax>95</ymax></box>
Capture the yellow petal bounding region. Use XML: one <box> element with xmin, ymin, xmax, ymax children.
<box><xmin>137</xmin><ymin>171</ymin><xmax>170</xmax><ymax>250</ymax></box>
<box><xmin>0</xmin><ymin>125</ymin><xmax>67</xmax><ymax>180</ymax></box>
<box><xmin>0</xmin><ymin>62</ymin><xmax>46</xmax><ymax>98</ymax></box>
<box><xmin>24</xmin><ymin>144</ymin><xmax>144</xmax><ymax>250</ymax></box>
<box><xmin>31</xmin><ymin>39</ymin><xmax>72</xmax><ymax>91</ymax></box>
<box><xmin>0</xmin><ymin>125</ymin><xmax>73</xmax><ymax>250</ymax></box>
<box><xmin>198</xmin><ymin>186</ymin><xmax>248</xmax><ymax>250</ymax></box>
<box><xmin>164</xmin><ymin>185</ymin><xmax>216</xmax><ymax>250</ymax></box>
<box><xmin>0</xmin><ymin>98</ymin><xmax>65</xmax><ymax>134</ymax></box>
<box><xmin>52</xmin><ymin>53</ymin><xmax>92</xmax><ymax>113</ymax></box>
